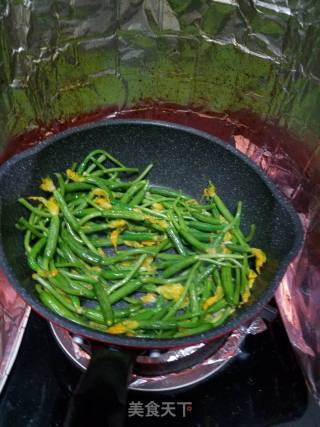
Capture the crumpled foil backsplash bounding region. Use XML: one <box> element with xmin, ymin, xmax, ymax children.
<box><xmin>0</xmin><ymin>0</ymin><xmax>320</xmax><ymax>402</ymax></box>
<box><xmin>1</xmin><ymin>0</ymin><xmax>320</xmax><ymax>146</ymax></box>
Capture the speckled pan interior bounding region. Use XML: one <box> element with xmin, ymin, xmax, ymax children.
<box><xmin>0</xmin><ymin>120</ymin><xmax>303</xmax><ymax>349</ymax></box>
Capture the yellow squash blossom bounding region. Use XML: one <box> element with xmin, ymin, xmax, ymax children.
<box><xmin>50</xmin><ymin>269</ymin><xmax>58</xmax><ymax>277</ymax></box>
<box><xmin>121</xmin><ymin>260</ymin><xmax>132</xmax><ymax>267</ymax></box>
<box><xmin>29</xmin><ymin>195</ymin><xmax>59</xmax><ymax>215</ymax></box>
<box><xmin>40</xmin><ymin>177</ymin><xmax>56</xmax><ymax>192</ymax></box>
<box><xmin>141</xmin><ymin>293</ymin><xmax>157</xmax><ymax>304</ymax></box>
<box><xmin>66</xmin><ymin>169</ymin><xmax>83</xmax><ymax>182</ymax></box>
<box><xmin>123</xmin><ymin>240</ymin><xmax>143</xmax><ymax>248</ymax></box>
<box><xmin>47</xmin><ymin>197</ymin><xmax>59</xmax><ymax>215</ymax></box>
<box><xmin>247</xmin><ymin>269</ymin><xmax>257</xmax><ymax>288</ymax></box>
<box><xmin>141</xmin><ymin>256</ymin><xmax>155</xmax><ymax>273</ymax></box>
<box><xmin>107</xmin><ymin>320</ymin><xmax>139</xmax><ymax>335</ymax></box>
<box><xmin>157</xmin><ymin>283</ymin><xmax>184</xmax><ymax>301</ymax></box>
<box><xmin>251</xmin><ymin>248</ymin><xmax>266</xmax><ymax>273</ymax></box>
<box><xmin>94</xmin><ymin>197</ymin><xmax>112</xmax><ymax>210</ymax></box>
<box><xmin>141</xmin><ymin>240</ymin><xmax>158</xmax><ymax>247</ymax></box>
<box><xmin>186</xmin><ymin>199</ymin><xmax>199</xmax><ymax>206</ymax></box>
<box><xmin>111</xmin><ymin>229</ymin><xmax>122</xmax><ymax>251</ymax></box>
<box><xmin>241</xmin><ymin>289</ymin><xmax>251</xmax><ymax>303</ymax></box>
<box><xmin>223</xmin><ymin>231</ymin><xmax>232</xmax><ymax>242</ymax></box>
<box><xmin>144</xmin><ymin>215</ymin><xmax>168</xmax><ymax>229</ymax></box>
<box><xmin>109</xmin><ymin>219</ymin><xmax>127</xmax><ymax>229</ymax></box>
<box><xmin>152</xmin><ymin>202</ymin><xmax>165</xmax><ymax>212</ymax></box>
<box><xmin>206</xmin><ymin>247</ymin><xmax>217</xmax><ymax>255</ymax></box>
<box><xmin>92</xmin><ymin>188</ymin><xmax>109</xmax><ymax>198</ymax></box>
<box><xmin>107</xmin><ymin>324</ymin><xmax>127</xmax><ymax>334</ymax></box>
<box><xmin>203</xmin><ymin>181</ymin><xmax>216</xmax><ymax>199</ymax></box>
<box><xmin>203</xmin><ymin>285</ymin><xmax>224</xmax><ymax>310</ymax></box>
<box><xmin>28</xmin><ymin>196</ymin><xmax>48</xmax><ymax>205</ymax></box>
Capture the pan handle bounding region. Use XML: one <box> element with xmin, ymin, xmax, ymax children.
<box><xmin>64</xmin><ymin>347</ymin><xmax>139</xmax><ymax>427</ymax></box>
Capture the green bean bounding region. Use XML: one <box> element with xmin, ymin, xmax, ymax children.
<box><xmin>191</xmin><ymin>211</ymin><xmax>222</xmax><ymax>225</ymax></box>
<box><xmin>189</xmin><ymin>267</ymin><xmax>200</xmax><ymax>315</ymax></box>
<box><xmin>201</xmin><ymin>277</ymin><xmax>214</xmax><ymax>304</ymax></box>
<box><xmin>18</xmin><ymin>149</ymin><xmax>265</xmax><ymax>338</ymax></box>
<box><xmin>136</xmin><ymin>320</ymin><xmax>178</xmax><ymax>330</ymax></box>
<box><xmin>142</xmin><ymin>271</ymin><xmax>189</xmax><ymax>285</ymax></box>
<box><xmin>83</xmin><ymin>305</ymin><xmax>141</xmax><ymax>324</ymax></box>
<box><xmin>16</xmin><ymin>217</ymin><xmax>44</xmax><ymax>238</ymax></box>
<box><xmin>70</xmin><ymin>295</ymin><xmax>80</xmax><ymax>308</ymax></box>
<box><xmin>60</xmin><ymin>270</ymin><xmax>97</xmax><ymax>285</ymax></box>
<box><xmin>77</xmin><ymin>150</ymin><xmax>124</xmax><ymax>174</ymax></box>
<box><xmin>241</xmin><ymin>255</ymin><xmax>249</xmax><ymax>293</ymax></box>
<box><xmin>92</xmin><ymin>167</ymin><xmax>139</xmax><ymax>176</ymax></box>
<box><xmin>174</xmin><ymin>307</ymin><xmax>234</xmax><ymax>337</ymax></box>
<box><xmin>54</xmin><ymin>190</ymin><xmax>80</xmax><ymax>231</ymax></box>
<box><xmin>176</xmin><ymin>210</ymin><xmax>209</xmax><ymax>251</ymax></box>
<box><xmin>221</xmin><ymin>266</ymin><xmax>234</xmax><ymax>304</ymax></box>
<box><xmin>38</xmin><ymin>290</ymin><xmax>86</xmax><ymax>325</ymax></box>
<box><xmin>55</xmin><ymin>173</ymin><xmax>65</xmax><ymax>197</ymax></box>
<box><xmin>130</xmin><ymin>306</ymin><xmax>167</xmax><ymax>322</ymax></box>
<box><xmin>121</xmin><ymin>181</ymin><xmax>146</xmax><ymax>204</ymax></box>
<box><xmin>164</xmin><ymin>262</ymin><xmax>200</xmax><ymax>320</ymax></box>
<box><xmin>50</xmin><ymin>273</ymin><xmax>95</xmax><ymax>298</ymax></box>
<box><xmin>18</xmin><ymin>198</ymin><xmax>50</xmax><ymax>218</ymax></box>
<box><xmin>34</xmin><ymin>275</ymin><xmax>84</xmax><ymax>314</ymax></box>
<box><xmin>100</xmin><ymin>269</ymin><xmax>130</xmax><ymax>280</ymax></box>
<box><xmin>233</xmin><ymin>267</ymin><xmax>241</xmax><ymax>305</ymax></box>
<box><xmin>132</xmin><ymin>163</ymin><xmax>153</xmax><ymax>184</ymax></box>
<box><xmin>129</xmin><ymin>181</ymin><xmax>149</xmax><ymax>207</ymax></box>
<box><xmin>108</xmin><ymin>254</ymin><xmax>147</xmax><ymax>293</ymax></box>
<box><xmin>64</xmin><ymin>182</ymin><xmax>94</xmax><ymax>192</ymax></box>
<box><xmin>108</xmin><ymin>280</ymin><xmax>143</xmax><ymax>304</ymax></box>
<box><xmin>91</xmin><ymin>232</ymin><xmax>159</xmax><ymax>247</ymax></box>
<box><xmin>187</xmin><ymin>221</ymin><xmax>225</xmax><ymax>232</ymax></box>
<box><xmin>162</xmin><ymin>256</ymin><xmax>197</xmax><ymax>279</ymax></box>
<box><xmin>78</xmin><ymin>208</ymin><xmax>144</xmax><ymax>225</ymax></box>
<box><xmin>148</xmin><ymin>185</ymin><xmax>189</xmax><ymax>199</ymax></box>
<box><xmin>43</xmin><ymin>215</ymin><xmax>60</xmax><ymax>270</ymax></box>
<box><xmin>166</xmin><ymin>226</ymin><xmax>187</xmax><ymax>255</ymax></box>
<box><xmin>94</xmin><ymin>281</ymin><xmax>113</xmax><ymax>326</ymax></box>
<box><xmin>197</xmin><ymin>264</ymin><xmax>215</xmax><ymax>283</ymax></box>
<box><xmin>27</xmin><ymin>237</ymin><xmax>46</xmax><ymax>271</ymax></box>
<box><xmin>207</xmin><ymin>298</ymin><xmax>228</xmax><ymax>314</ymax></box>
<box><xmin>61</xmin><ymin>228</ymin><xmax>105</xmax><ymax>265</ymax></box>
<box><xmin>245</xmin><ymin>224</ymin><xmax>256</xmax><ymax>242</ymax></box>
<box><xmin>23</xmin><ymin>214</ymin><xmax>34</xmax><ymax>254</ymax></box>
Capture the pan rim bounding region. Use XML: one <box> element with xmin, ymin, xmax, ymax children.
<box><xmin>0</xmin><ymin>119</ymin><xmax>304</xmax><ymax>349</ymax></box>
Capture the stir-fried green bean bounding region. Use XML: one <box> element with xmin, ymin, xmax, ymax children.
<box><xmin>17</xmin><ymin>149</ymin><xmax>266</xmax><ymax>338</ymax></box>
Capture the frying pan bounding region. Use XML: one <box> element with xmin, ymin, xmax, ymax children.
<box><xmin>0</xmin><ymin>120</ymin><xmax>303</xmax><ymax>426</ymax></box>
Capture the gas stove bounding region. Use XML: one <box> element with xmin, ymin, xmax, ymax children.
<box><xmin>50</xmin><ymin>318</ymin><xmax>256</xmax><ymax>392</ymax></box>
<box><xmin>0</xmin><ymin>307</ymin><xmax>319</xmax><ymax>427</ymax></box>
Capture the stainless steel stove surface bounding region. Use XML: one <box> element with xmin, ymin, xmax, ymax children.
<box><xmin>0</xmin><ymin>309</ymin><xmax>319</xmax><ymax>427</ymax></box>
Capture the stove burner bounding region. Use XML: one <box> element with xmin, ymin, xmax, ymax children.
<box><xmin>134</xmin><ymin>337</ymin><xmax>226</xmax><ymax>376</ymax></box>
<box><xmin>49</xmin><ymin>321</ymin><xmax>263</xmax><ymax>392</ymax></box>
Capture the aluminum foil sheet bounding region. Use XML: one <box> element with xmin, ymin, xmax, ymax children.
<box><xmin>50</xmin><ymin>318</ymin><xmax>267</xmax><ymax>392</ymax></box>
<box><xmin>0</xmin><ymin>272</ymin><xmax>30</xmax><ymax>394</ymax></box>
<box><xmin>0</xmin><ymin>0</ymin><xmax>320</xmax><ymax>402</ymax></box>
<box><xmin>1</xmin><ymin>0</ymin><xmax>320</xmax><ymax>146</ymax></box>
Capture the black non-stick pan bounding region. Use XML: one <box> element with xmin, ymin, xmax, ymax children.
<box><xmin>0</xmin><ymin>120</ymin><xmax>303</xmax><ymax>426</ymax></box>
